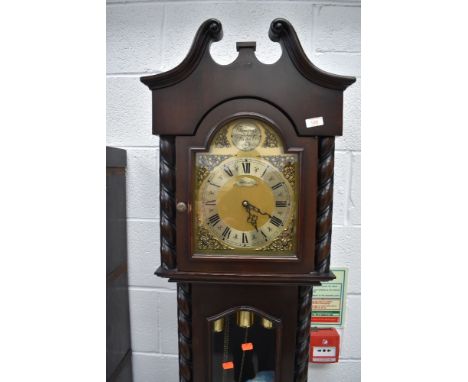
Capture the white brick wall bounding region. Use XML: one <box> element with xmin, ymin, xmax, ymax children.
<box><xmin>106</xmin><ymin>1</ymin><xmax>361</xmax><ymax>381</ymax></box>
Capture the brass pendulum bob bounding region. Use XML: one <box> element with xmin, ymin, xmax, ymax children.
<box><xmin>261</xmin><ymin>318</ymin><xmax>273</xmax><ymax>330</ymax></box>
<box><xmin>236</xmin><ymin>310</ymin><xmax>254</xmax><ymax>328</ymax></box>
<box><xmin>213</xmin><ymin>317</ymin><xmax>225</xmax><ymax>333</ymax></box>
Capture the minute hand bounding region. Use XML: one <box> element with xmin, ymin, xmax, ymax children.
<box><xmin>246</xmin><ymin>202</ymin><xmax>272</xmax><ymax>219</ymax></box>
<box><xmin>241</xmin><ymin>200</ymin><xmax>273</xmax><ymax>232</ymax></box>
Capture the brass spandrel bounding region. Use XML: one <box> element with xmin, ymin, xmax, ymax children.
<box><xmin>193</xmin><ymin>118</ymin><xmax>298</xmax><ymax>255</ymax></box>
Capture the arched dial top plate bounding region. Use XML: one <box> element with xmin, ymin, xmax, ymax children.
<box><xmin>193</xmin><ymin>118</ymin><xmax>299</xmax><ymax>256</ymax></box>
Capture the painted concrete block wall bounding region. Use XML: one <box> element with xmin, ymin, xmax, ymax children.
<box><xmin>107</xmin><ymin>1</ymin><xmax>361</xmax><ymax>381</ymax></box>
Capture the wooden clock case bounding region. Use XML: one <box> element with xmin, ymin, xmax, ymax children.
<box><xmin>141</xmin><ymin>18</ymin><xmax>355</xmax><ymax>382</ymax></box>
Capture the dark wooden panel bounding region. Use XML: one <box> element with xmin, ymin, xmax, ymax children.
<box><xmin>106</xmin><ymin>147</ymin><xmax>132</xmax><ymax>382</ymax></box>
<box><xmin>114</xmin><ymin>359</ymin><xmax>133</xmax><ymax>382</ymax></box>
<box><xmin>107</xmin><ymin>249</ymin><xmax>132</xmax><ymax>380</ymax></box>
<box><xmin>107</xmin><ymin>146</ymin><xmax>128</xmax><ymax>274</ymax></box>
<box><xmin>108</xmin><ymin>350</ymin><xmax>133</xmax><ymax>382</ymax></box>
<box><xmin>106</xmin><ymin>171</ymin><xmax>127</xmax><ymax>274</ymax></box>
<box><xmin>107</xmin><ymin>146</ymin><xmax>127</xmax><ymax>168</ymax></box>
<box><xmin>192</xmin><ymin>284</ymin><xmax>298</xmax><ymax>382</ymax></box>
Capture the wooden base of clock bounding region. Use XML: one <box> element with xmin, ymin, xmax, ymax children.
<box><xmin>176</xmin><ymin>282</ymin><xmax>316</xmax><ymax>382</ymax></box>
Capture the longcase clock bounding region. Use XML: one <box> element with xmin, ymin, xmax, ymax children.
<box><xmin>141</xmin><ymin>18</ymin><xmax>355</xmax><ymax>382</ymax></box>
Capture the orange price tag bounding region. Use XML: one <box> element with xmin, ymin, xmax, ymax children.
<box><xmin>241</xmin><ymin>342</ymin><xmax>254</xmax><ymax>351</ymax></box>
<box><xmin>222</xmin><ymin>361</ymin><xmax>234</xmax><ymax>370</ymax></box>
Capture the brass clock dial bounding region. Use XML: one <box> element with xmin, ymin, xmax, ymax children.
<box><xmin>199</xmin><ymin>157</ymin><xmax>294</xmax><ymax>249</ymax></box>
<box><xmin>193</xmin><ymin>118</ymin><xmax>298</xmax><ymax>255</ymax></box>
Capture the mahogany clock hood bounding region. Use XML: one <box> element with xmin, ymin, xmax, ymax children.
<box><xmin>141</xmin><ymin>18</ymin><xmax>355</xmax><ymax>137</ymax></box>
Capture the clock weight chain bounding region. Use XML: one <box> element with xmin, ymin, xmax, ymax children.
<box><xmin>222</xmin><ymin>316</ymin><xmax>232</xmax><ymax>382</ymax></box>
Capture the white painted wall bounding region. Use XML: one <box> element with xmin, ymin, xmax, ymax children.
<box><xmin>106</xmin><ymin>1</ymin><xmax>361</xmax><ymax>380</ymax></box>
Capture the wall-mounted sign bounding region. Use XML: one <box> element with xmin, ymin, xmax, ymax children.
<box><xmin>311</xmin><ymin>268</ymin><xmax>348</xmax><ymax>327</ymax></box>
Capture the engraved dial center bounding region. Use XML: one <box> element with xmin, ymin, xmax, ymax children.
<box><xmin>217</xmin><ymin>174</ymin><xmax>275</xmax><ymax>232</ymax></box>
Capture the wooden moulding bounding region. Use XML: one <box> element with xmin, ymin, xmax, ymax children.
<box><xmin>294</xmin><ymin>286</ymin><xmax>314</xmax><ymax>382</ymax></box>
<box><xmin>159</xmin><ymin>136</ymin><xmax>177</xmax><ymax>270</ymax></box>
<box><xmin>315</xmin><ymin>137</ymin><xmax>335</xmax><ymax>274</ymax></box>
<box><xmin>141</xmin><ymin>18</ymin><xmax>356</xmax><ymax>137</ymax></box>
<box><xmin>158</xmin><ymin>268</ymin><xmax>333</xmax><ymax>285</ymax></box>
<box><xmin>178</xmin><ymin>283</ymin><xmax>193</xmax><ymax>382</ymax></box>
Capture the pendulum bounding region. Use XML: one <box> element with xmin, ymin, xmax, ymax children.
<box><xmin>237</xmin><ymin>312</ymin><xmax>252</xmax><ymax>382</ymax></box>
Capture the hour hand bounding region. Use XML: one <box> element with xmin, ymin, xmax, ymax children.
<box><xmin>242</xmin><ymin>200</ymin><xmax>259</xmax><ymax>231</ymax></box>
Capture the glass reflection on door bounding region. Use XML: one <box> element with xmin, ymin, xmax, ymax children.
<box><xmin>211</xmin><ymin>309</ymin><xmax>277</xmax><ymax>382</ymax></box>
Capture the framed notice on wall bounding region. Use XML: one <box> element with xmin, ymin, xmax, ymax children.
<box><xmin>311</xmin><ymin>268</ymin><xmax>348</xmax><ymax>327</ymax></box>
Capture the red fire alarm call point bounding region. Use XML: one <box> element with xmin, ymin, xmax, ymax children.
<box><xmin>310</xmin><ymin>328</ymin><xmax>340</xmax><ymax>363</ymax></box>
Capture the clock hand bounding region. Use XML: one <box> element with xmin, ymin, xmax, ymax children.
<box><xmin>242</xmin><ymin>200</ymin><xmax>272</xmax><ymax>219</ymax></box>
<box><xmin>242</xmin><ymin>200</ymin><xmax>258</xmax><ymax>231</ymax></box>
<box><xmin>242</xmin><ymin>201</ymin><xmax>273</xmax><ymax>232</ymax></box>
